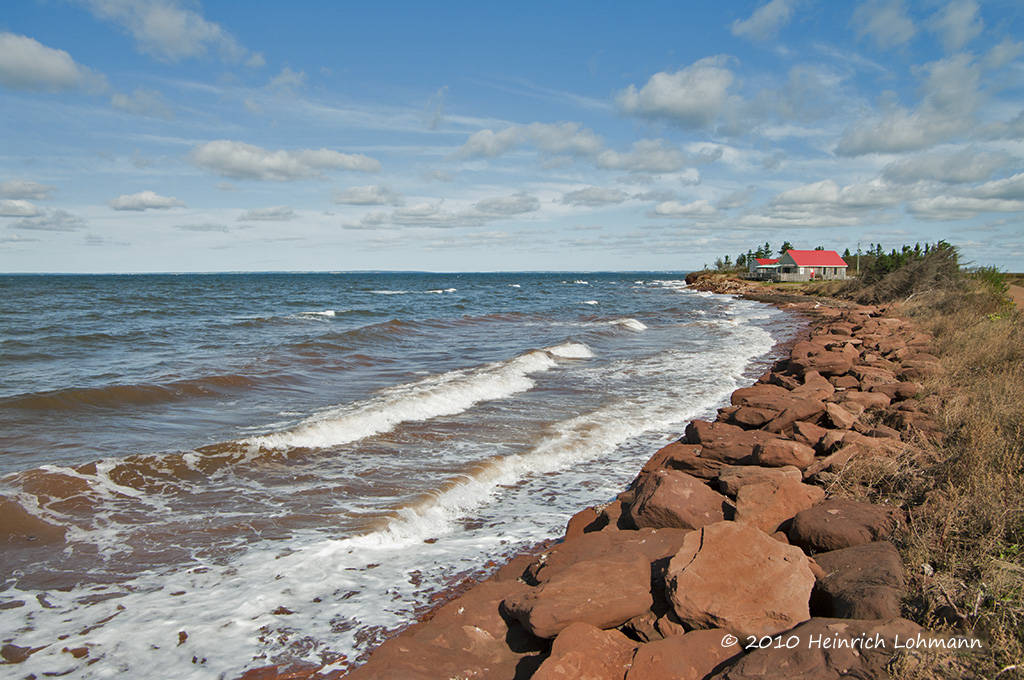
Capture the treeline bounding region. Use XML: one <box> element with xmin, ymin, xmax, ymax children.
<box><xmin>711</xmin><ymin>240</ymin><xmax>967</xmax><ymax>283</ymax></box>
<box><xmin>712</xmin><ymin>240</ymin><xmax>806</xmax><ymax>271</ymax></box>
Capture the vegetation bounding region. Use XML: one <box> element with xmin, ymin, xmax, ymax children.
<box><xmin>806</xmin><ymin>245</ymin><xmax>1022</xmax><ymax>678</ymax></box>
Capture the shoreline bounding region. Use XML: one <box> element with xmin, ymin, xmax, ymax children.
<box><xmin>240</xmin><ymin>277</ymin><xmax>943</xmax><ymax>680</ymax></box>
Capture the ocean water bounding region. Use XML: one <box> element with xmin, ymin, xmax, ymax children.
<box><xmin>0</xmin><ymin>272</ymin><xmax>799</xmax><ymax>678</ymax></box>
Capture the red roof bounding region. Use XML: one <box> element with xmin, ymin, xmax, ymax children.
<box><xmin>783</xmin><ymin>250</ymin><xmax>848</xmax><ymax>267</ymax></box>
<box><xmin>755</xmin><ymin>258</ymin><xmax>779</xmax><ymax>265</ymax></box>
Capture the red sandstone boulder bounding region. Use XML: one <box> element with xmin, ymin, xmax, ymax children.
<box><xmin>790</xmin><ymin>375</ymin><xmax>836</xmax><ymax>402</ymax></box>
<box><xmin>788</xmin><ymin>499</ymin><xmax>902</xmax><ymax>553</ymax></box>
<box><xmin>791</xmin><ymin>421</ymin><xmax>828</xmax><ymax>449</ymax></box>
<box><xmin>532</xmin><ymin>622</ymin><xmax>637</xmax><ymax>680</ymax></box>
<box><xmin>824</xmin><ymin>402</ymin><xmax>857</xmax><ymax>430</ymax></box>
<box><xmin>789</xmin><ymin>352</ymin><xmax>853</xmax><ymax>378</ymax></box>
<box><xmin>812</xmin><ymin>542</ymin><xmax>905</xmax><ymax>620</ymax></box>
<box><xmin>850</xmin><ymin>365</ymin><xmax>899</xmax><ymax>387</ymax></box>
<box><xmin>752</xmin><ymin>439</ymin><xmax>816</xmax><ymax>469</ymax></box>
<box><xmin>684</xmin><ymin>420</ymin><xmax>781</xmax><ymax>465</ymax></box>
<box><xmin>641</xmin><ymin>442</ymin><xmax>701</xmax><ymax>474</ymax></box>
<box><xmin>504</xmin><ymin>554</ymin><xmax>653</xmax><ymax>639</ymax></box>
<box><xmin>826</xmin><ymin>322</ymin><xmax>855</xmax><ymax>336</ymax></box>
<box><xmin>837</xmin><ymin>390</ymin><xmax>891</xmax><ymax>412</ymax></box>
<box><xmin>801</xmin><ymin>445</ymin><xmax>861</xmax><ymax>480</ymax></box>
<box><xmin>854</xmin><ymin>421</ymin><xmax>901</xmax><ymax>440</ymax></box>
<box><xmin>733</xmin><ymin>478</ymin><xmax>826</xmax><ymax>534</ymax></box>
<box><xmin>638</xmin><ymin>442</ymin><xmax>726</xmax><ymax>480</ymax></box>
<box><xmin>764</xmin><ymin>399</ymin><xmax>826</xmax><ymax>434</ymax></box>
<box><xmin>528</xmin><ymin>527</ymin><xmax>691</xmax><ymax>585</ymax></box>
<box><xmin>871</xmin><ymin>381</ymin><xmax>922</xmax><ymax>401</ymax></box>
<box><xmin>730</xmin><ymin>384</ymin><xmax>800</xmax><ymax>410</ymax></box>
<box><xmin>626</xmin><ymin>629</ymin><xmax>742</xmax><ymax>680</ymax></box>
<box><xmin>730</xmin><ymin>406</ymin><xmax>779</xmax><ymax>428</ymax></box>
<box><xmin>666</xmin><ymin>522</ymin><xmax>815</xmax><ymax>638</ymax></box>
<box><xmin>627</xmin><ymin>470</ymin><xmax>727</xmax><ymax>531</ymax></box>
<box><xmin>565</xmin><ymin>506</ymin><xmax>605</xmax><ymax>540</ymax></box>
<box><xmin>829</xmin><ymin>374</ymin><xmax>861</xmax><ymax>390</ymax></box>
<box><xmin>717</xmin><ymin>465</ymin><xmax>802</xmax><ymax>497</ymax></box>
<box><xmin>709</xmin><ymin>617</ymin><xmax>924</xmax><ymax>680</ymax></box>
<box><xmin>768</xmin><ymin>372</ymin><xmax>801</xmax><ymax>390</ymax></box>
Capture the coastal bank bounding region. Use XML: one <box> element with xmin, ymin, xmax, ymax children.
<box><xmin>240</xmin><ymin>274</ymin><xmax>958</xmax><ymax>680</ymax></box>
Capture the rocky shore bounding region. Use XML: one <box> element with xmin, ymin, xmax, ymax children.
<box><xmin>243</xmin><ymin>279</ymin><xmax>952</xmax><ymax>680</ymax></box>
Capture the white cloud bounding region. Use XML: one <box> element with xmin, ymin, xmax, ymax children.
<box><xmin>111</xmin><ymin>88</ymin><xmax>174</xmax><ymax>119</ymax></box>
<box><xmin>9</xmin><ymin>209</ymin><xmax>86</xmax><ymax>231</ymax></box>
<box><xmin>457</xmin><ymin>122</ymin><xmax>604</xmax><ymax>159</ymax></box>
<box><xmin>907</xmin><ymin>195</ymin><xmax>1024</xmax><ymax>221</ymax></box>
<box><xmin>717</xmin><ymin>186</ymin><xmax>758</xmax><ymax>210</ymax></box>
<box><xmin>649</xmin><ymin>199</ymin><xmax>718</xmax><ymax>220</ymax></box>
<box><xmin>980</xmin><ymin>108</ymin><xmax>1024</xmax><ymax>140</ymax></box>
<box><xmin>836</xmin><ymin>53</ymin><xmax>982</xmax><ymax>155</ymax></box>
<box><xmin>80</xmin><ymin>0</ymin><xmax>253</xmax><ymax>64</ymax></box>
<box><xmin>0</xmin><ymin>199</ymin><xmax>43</xmax><ymax>217</ymax></box>
<box><xmin>332</xmin><ymin>185</ymin><xmax>405</xmax><ymax>206</ymax></box>
<box><xmin>851</xmin><ymin>0</ymin><xmax>917</xmax><ymax>50</ymax></box>
<box><xmin>423</xmin><ymin>86</ymin><xmax>448</xmax><ymax>130</ymax></box>
<box><xmin>985</xmin><ymin>38</ymin><xmax>1023</xmax><ymax>70</ymax></box>
<box><xmin>929</xmin><ymin>0</ymin><xmax>983</xmax><ymax>52</ymax></box>
<box><xmin>238</xmin><ymin>205</ymin><xmax>296</xmax><ymax>221</ymax></box>
<box><xmin>596</xmin><ymin>139</ymin><xmax>688</xmax><ymax>173</ymax></box>
<box><xmin>175</xmin><ymin>222</ymin><xmax>229</xmax><ymax>232</ymax></box>
<box><xmin>344</xmin><ymin>192</ymin><xmax>540</xmax><ymax>229</ymax></box>
<box><xmin>474</xmin><ymin>192</ymin><xmax>540</xmax><ymax>216</ymax></box>
<box><xmin>560</xmin><ymin>187</ymin><xmax>629</xmax><ymax>207</ymax></box>
<box><xmin>883</xmin><ymin>148</ymin><xmax>1012</xmax><ymax>184</ymax></box>
<box><xmin>731</xmin><ymin>0</ymin><xmax>799</xmax><ymax>41</ymax></box>
<box><xmin>422</xmin><ymin>169</ymin><xmax>455</xmax><ymax>183</ymax></box>
<box><xmin>772</xmin><ymin>178</ymin><xmax>904</xmax><ymax>210</ymax></box>
<box><xmin>189</xmin><ymin>140</ymin><xmax>381</xmax><ymax>181</ymax></box>
<box><xmin>0</xmin><ymin>179</ymin><xmax>56</xmax><ymax>200</ymax></box>
<box><xmin>0</xmin><ymin>32</ymin><xmax>105</xmax><ymax>92</ymax></box>
<box><xmin>733</xmin><ymin>177</ymin><xmax>915</xmax><ymax>229</ymax></box>
<box><xmin>108</xmin><ymin>190</ymin><xmax>184</xmax><ymax>211</ymax></box>
<box><xmin>268</xmin><ymin>66</ymin><xmax>306</xmax><ymax>94</ymax></box>
<box><xmin>616</xmin><ymin>56</ymin><xmax>737</xmax><ymax>128</ymax></box>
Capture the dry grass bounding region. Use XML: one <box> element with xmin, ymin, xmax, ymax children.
<box><xmin>816</xmin><ymin>276</ymin><xmax>1024</xmax><ymax>679</ymax></box>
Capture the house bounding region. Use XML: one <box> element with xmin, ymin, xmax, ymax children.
<box><xmin>776</xmin><ymin>250</ymin><xmax>848</xmax><ymax>281</ymax></box>
<box><xmin>748</xmin><ymin>257</ymin><xmax>780</xmax><ymax>279</ymax></box>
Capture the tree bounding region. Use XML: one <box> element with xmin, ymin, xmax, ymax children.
<box><xmin>814</xmin><ymin>245</ymin><xmax>825</xmax><ymax>250</ymax></box>
<box><xmin>779</xmin><ymin>241</ymin><xmax>794</xmax><ymax>256</ymax></box>
<box><xmin>843</xmin><ymin>247</ymin><xmax>851</xmax><ymax>258</ymax></box>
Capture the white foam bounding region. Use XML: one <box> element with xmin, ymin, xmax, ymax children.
<box><xmin>246</xmin><ymin>343</ymin><xmax>593</xmax><ymax>450</ymax></box>
<box><xmin>301</xmin><ymin>310</ymin><xmax>336</xmax><ymax>317</ymax></box>
<box><xmin>425</xmin><ymin>288</ymin><xmax>457</xmax><ymax>294</ymax></box>
<box><xmin>371</xmin><ymin>290</ymin><xmax>408</xmax><ymax>295</ymax></box>
<box><xmin>508</xmin><ymin>284</ymin><xmax>520</xmax><ymax>288</ymax></box>
<box><xmin>581</xmin><ymin>300</ymin><xmax>599</xmax><ymax>305</ymax></box>
<box><xmin>545</xmin><ymin>341</ymin><xmax>594</xmax><ymax>359</ymax></box>
<box><xmin>609</xmin><ymin>318</ymin><xmax>648</xmax><ymax>331</ymax></box>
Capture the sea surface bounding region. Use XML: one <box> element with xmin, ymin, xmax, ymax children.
<box><xmin>0</xmin><ymin>272</ymin><xmax>800</xmax><ymax>678</ymax></box>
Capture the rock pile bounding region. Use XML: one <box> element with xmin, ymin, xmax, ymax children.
<box><xmin>243</xmin><ymin>302</ymin><xmax>946</xmax><ymax>680</ymax></box>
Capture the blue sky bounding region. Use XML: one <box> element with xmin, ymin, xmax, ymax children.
<box><xmin>1</xmin><ymin>0</ymin><xmax>1022</xmax><ymax>273</ymax></box>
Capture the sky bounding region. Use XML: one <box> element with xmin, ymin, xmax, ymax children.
<box><xmin>1</xmin><ymin>0</ymin><xmax>1023</xmax><ymax>273</ymax></box>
